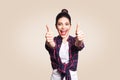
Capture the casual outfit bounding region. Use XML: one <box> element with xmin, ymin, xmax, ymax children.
<box><xmin>45</xmin><ymin>35</ymin><xmax>84</xmax><ymax>80</ymax></box>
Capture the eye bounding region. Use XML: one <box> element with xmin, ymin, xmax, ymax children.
<box><xmin>65</xmin><ymin>23</ymin><xmax>70</xmax><ymax>26</ymax></box>
<box><xmin>57</xmin><ymin>23</ymin><xmax>62</xmax><ymax>26</ymax></box>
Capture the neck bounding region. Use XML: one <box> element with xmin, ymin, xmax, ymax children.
<box><xmin>62</xmin><ymin>35</ymin><xmax>69</xmax><ymax>43</ymax></box>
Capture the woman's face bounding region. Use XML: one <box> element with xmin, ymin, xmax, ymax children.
<box><xmin>56</xmin><ymin>17</ymin><xmax>71</xmax><ymax>39</ymax></box>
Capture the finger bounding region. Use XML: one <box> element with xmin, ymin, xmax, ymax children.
<box><xmin>77</xmin><ymin>31</ymin><xmax>84</xmax><ymax>35</ymax></box>
<box><xmin>47</xmin><ymin>38</ymin><xmax>54</xmax><ymax>43</ymax></box>
<box><xmin>78</xmin><ymin>36</ymin><xmax>84</xmax><ymax>41</ymax></box>
<box><xmin>78</xmin><ymin>33</ymin><xmax>84</xmax><ymax>38</ymax></box>
<box><xmin>76</xmin><ymin>24</ymin><xmax>80</xmax><ymax>35</ymax></box>
<box><xmin>46</xmin><ymin>35</ymin><xmax>53</xmax><ymax>38</ymax></box>
<box><xmin>46</xmin><ymin>25</ymin><xmax>50</xmax><ymax>32</ymax></box>
<box><xmin>46</xmin><ymin>32</ymin><xmax>51</xmax><ymax>35</ymax></box>
<box><xmin>77</xmin><ymin>34</ymin><xmax>85</xmax><ymax>41</ymax></box>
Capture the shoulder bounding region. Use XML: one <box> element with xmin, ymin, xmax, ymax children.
<box><xmin>54</xmin><ymin>35</ymin><xmax>62</xmax><ymax>40</ymax></box>
<box><xmin>53</xmin><ymin>36</ymin><xmax>62</xmax><ymax>44</ymax></box>
<box><xmin>68</xmin><ymin>35</ymin><xmax>76</xmax><ymax>41</ymax></box>
<box><xmin>69</xmin><ymin>35</ymin><xmax>75</xmax><ymax>39</ymax></box>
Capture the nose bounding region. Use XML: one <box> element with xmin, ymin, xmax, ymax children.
<box><xmin>61</xmin><ymin>24</ymin><xmax>65</xmax><ymax>29</ymax></box>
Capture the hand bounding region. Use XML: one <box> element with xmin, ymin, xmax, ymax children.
<box><xmin>75</xmin><ymin>24</ymin><xmax>84</xmax><ymax>41</ymax></box>
<box><xmin>45</xmin><ymin>25</ymin><xmax>55</xmax><ymax>47</ymax></box>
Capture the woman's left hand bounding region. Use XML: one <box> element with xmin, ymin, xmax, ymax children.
<box><xmin>75</xmin><ymin>24</ymin><xmax>84</xmax><ymax>41</ymax></box>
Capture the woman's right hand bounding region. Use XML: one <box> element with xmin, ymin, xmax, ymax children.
<box><xmin>45</xmin><ymin>25</ymin><xmax>55</xmax><ymax>48</ymax></box>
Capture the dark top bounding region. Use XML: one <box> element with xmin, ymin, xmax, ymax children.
<box><xmin>45</xmin><ymin>35</ymin><xmax>84</xmax><ymax>80</ymax></box>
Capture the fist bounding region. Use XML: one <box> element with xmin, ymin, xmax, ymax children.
<box><xmin>45</xmin><ymin>25</ymin><xmax>54</xmax><ymax>43</ymax></box>
<box><xmin>75</xmin><ymin>24</ymin><xmax>84</xmax><ymax>41</ymax></box>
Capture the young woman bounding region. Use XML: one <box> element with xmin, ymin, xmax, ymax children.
<box><xmin>45</xmin><ymin>9</ymin><xmax>84</xmax><ymax>80</ymax></box>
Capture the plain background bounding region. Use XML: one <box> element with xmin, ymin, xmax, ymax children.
<box><xmin>0</xmin><ymin>0</ymin><xmax>120</xmax><ymax>80</ymax></box>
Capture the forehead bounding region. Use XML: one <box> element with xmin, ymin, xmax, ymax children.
<box><xmin>58</xmin><ymin>17</ymin><xmax>70</xmax><ymax>23</ymax></box>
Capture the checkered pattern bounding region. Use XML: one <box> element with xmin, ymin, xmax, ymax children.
<box><xmin>45</xmin><ymin>35</ymin><xmax>84</xmax><ymax>80</ymax></box>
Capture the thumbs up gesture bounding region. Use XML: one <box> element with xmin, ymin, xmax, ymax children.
<box><xmin>45</xmin><ymin>25</ymin><xmax>55</xmax><ymax>48</ymax></box>
<box><xmin>75</xmin><ymin>24</ymin><xmax>84</xmax><ymax>44</ymax></box>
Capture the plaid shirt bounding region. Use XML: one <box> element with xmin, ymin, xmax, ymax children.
<box><xmin>45</xmin><ymin>35</ymin><xmax>84</xmax><ymax>80</ymax></box>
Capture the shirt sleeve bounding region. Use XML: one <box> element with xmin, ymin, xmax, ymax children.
<box><xmin>76</xmin><ymin>41</ymin><xmax>85</xmax><ymax>51</ymax></box>
<box><xmin>45</xmin><ymin>42</ymin><xmax>51</xmax><ymax>51</ymax></box>
<box><xmin>71</xmin><ymin>38</ymin><xmax>85</xmax><ymax>52</ymax></box>
<box><xmin>45</xmin><ymin>37</ymin><xmax>56</xmax><ymax>55</ymax></box>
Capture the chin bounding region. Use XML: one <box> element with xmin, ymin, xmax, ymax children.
<box><xmin>60</xmin><ymin>34</ymin><xmax>69</xmax><ymax>39</ymax></box>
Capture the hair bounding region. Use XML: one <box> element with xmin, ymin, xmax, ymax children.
<box><xmin>55</xmin><ymin>9</ymin><xmax>71</xmax><ymax>26</ymax></box>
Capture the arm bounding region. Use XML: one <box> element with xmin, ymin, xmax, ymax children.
<box><xmin>75</xmin><ymin>39</ymin><xmax>84</xmax><ymax>50</ymax></box>
<box><xmin>45</xmin><ymin>40</ymin><xmax>55</xmax><ymax>48</ymax></box>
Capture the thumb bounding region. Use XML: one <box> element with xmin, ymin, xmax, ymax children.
<box><xmin>46</xmin><ymin>25</ymin><xmax>50</xmax><ymax>32</ymax></box>
<box><xmin>76</xmin><ymin>24</ymin><xmax>80</xmax><ymax>35</ymax></box>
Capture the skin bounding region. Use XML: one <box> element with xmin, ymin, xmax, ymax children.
<box><xmin>45</xmin><ymin>17</ymin><xmax>84</xmax><ymax>48</ymax></box>
<box><xmin>56</xmin><ymin>17</ymin><xmax>71</xmax><ymax>43</ymax></box>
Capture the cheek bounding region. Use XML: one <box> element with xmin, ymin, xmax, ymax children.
<box><xmin>56</xmin><ymin>27</ymin><xmax>60</xmax><ymax>32</ymax></box>
<box><xmin>56</xmin><ymin>26</ymin><xmax>61</xmax><ymax>30</ymax></box>
<box><xmin>67</xmin><ymin>26</ymin><xmax>71</xmax><ymax>30</ymax></box>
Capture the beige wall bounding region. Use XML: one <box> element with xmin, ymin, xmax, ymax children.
<box><xmin>0</xmin><ymin>0</ymin><xmax>120</xmax><ymax>80</ymax></box>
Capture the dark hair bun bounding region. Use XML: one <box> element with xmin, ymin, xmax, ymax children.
<box><xmin>61</xmin><ymin>9</ymin><xmax>68</xmax><ymax>13</ymax></box>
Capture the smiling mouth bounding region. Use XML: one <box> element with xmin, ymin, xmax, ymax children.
<box><xmin>60</xmin><ymin>30</ymin><xmax>68</xmax><ymax>36</ymax></box>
